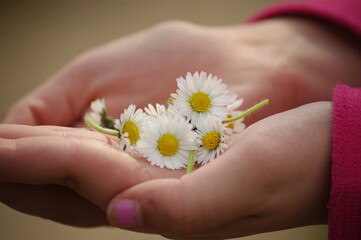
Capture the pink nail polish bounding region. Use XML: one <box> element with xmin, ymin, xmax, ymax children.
<box><xmin>116</xmin><ymin>200</ymin><xmax>138</xmax><ymax>228</ymax></box>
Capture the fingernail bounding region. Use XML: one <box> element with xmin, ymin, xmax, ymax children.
<box><xmin>115</xmin><ymin>200</ymin><xmax>140</xmax><ymax>228</ymax></box>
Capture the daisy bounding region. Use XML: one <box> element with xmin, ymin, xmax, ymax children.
<box><xmin>89</xmin><ymin>98</ymin><xmax>106</xmax><ymax>126</ymax></box>
<box><xmin>137</xmin><ymin>114</ymin><xmax>197</xmax><ymax>170</ymax></box>
<box><xmin>89</xmin><ymin>98</ymin><xmax>116</xmax><ymax>129</ymax></box>
<box><xmin>224</xmin><ymin>94</ymin><xmax>245</xmax><ymax>135</ymax></box>
<box><xmin>144</xmin><ymin>103</ymin><xmax>170</xmax><ymax>118</ymax></box>
<box><xmin>227</xmin><ymin>94</ymin><xmax>243</xmax><ymax>112</ymax></box>
<box><xmin>195</xmin><ymin>116</ymin><xmax>228</xmax><ymax>165</ymax></box>
<box><xmin>224</xmin><ymin>111</ymin><xmax>245</xmax><ymax>136</ymax></box>
<box><xmin>114</xmin><ymin>104</ymin><xmax>146</xmax><ymax>155</ymax></box>
<box><xmin>170</xmin><ymin>71</ymin><xmax>233</xmax><ymax>123</ymax></box>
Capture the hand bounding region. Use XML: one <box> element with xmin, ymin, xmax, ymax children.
<box><xmin>3</xmin><ymin>18</ymin><xmax>361</xmax><ymax>126</ymax></box>
<box><xmin>0</xmin><ymin>124</ymin><xmax>184</xmax><ymax>227</ymax></box>
<box><xmin>106</xmin><ymin>102</ymin><xmax>332</xmax><ymax>239</ymax></box>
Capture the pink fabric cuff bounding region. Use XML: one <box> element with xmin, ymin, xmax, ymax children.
<box><xmin>247</xmin><ymin>0</ymin><xmax>361</xmax><ymax>38</ymax></box>
<box><xmin>329</xmin><ymin>83</ymin><xmax>361</xmax><ymax>240</ymax></box>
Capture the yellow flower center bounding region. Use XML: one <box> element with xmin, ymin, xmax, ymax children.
<box><xmin>189</xmin><ymin>92</ymin><xmax>211</xmax><ymax>112</ymax></box>
<box><xmin>202</xmin><ymin>131</ymin><xmax>220</xmax><ymax>150</ymax></box>
<box><xmin>122</xmin><ymin>121</ymin><xmax>140</xmax><ymax>144</ymax></box>
<box><xmin>158</xmin><ymin>134</ymin><xmax>179</xmax><ymax>156</ymax></box>
<box><xmin>226</xmin><ymin>115</ymin><xmax>234</xmax><ymax>130</ymax></box>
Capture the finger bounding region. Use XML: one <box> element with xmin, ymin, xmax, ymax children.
<box><xmin>0</xmin><ymin>182</ymin><xmax>108</xmax><ymax>227</ymax></box>
<box><xmin>2</xmin><ymin>65</ymin><xmax>90</xmax><ymax>125</ymax></box>
<box><xmin>0</xmin><ymin>124</ymin><xmax>118</xmax><ymax>145</ymax></box>
<box><xmin>106</xmin><ymin>135</ymin><xmax>270</xmax><ymax>235</ymax></box>
<box><xmin>0</xmin><ymin>135</ymin><xmax>184</xmax><ymax>209</ymax></box>
<box><xmin>0</xmin><ymin>136</ymin><xmax>146</xmax><ymax>208</ymax></box>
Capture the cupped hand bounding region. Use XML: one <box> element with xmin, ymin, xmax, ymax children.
<box><xmin>3</xmin><ymin>18</ymin><xmax>361</xmax><ymax>126</ymax></box>
<box><xmin>106</xmin><ymin>102</ymin><xmax>332</xmax><ymax>239</ymax></box>
<box><xmin>0</xmin><ymin>124</ymin><xmax>184</xmax><ymax>227</ymax></box>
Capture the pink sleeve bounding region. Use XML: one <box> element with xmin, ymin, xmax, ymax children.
<box><xmin>248</xmin><ymin>0</ymin><xmax>361</xmax><ymax>38</ymax></box>
<box><xmin>248</xmin><ymin>1</ymin><xmax>361</xmax><ymax>239</ymax></box>
<box><xmin>329</xmin><ymin>83</ymin><xmax>361</xmax><ymax>240</ymax></box>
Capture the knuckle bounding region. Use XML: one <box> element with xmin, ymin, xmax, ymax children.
<box><xmin>130</xmin><ymin>164</ymin><xmax>153</xmax><ymax>183</ymax></box>
<box><xmin>146</xmin><ymin>20</ymin><xmax>202</xmax><ymax>44</ymax></box>
<box><xmin>151</xmin><ymin>20</ymin><xmax>197</xmax><ymax>34</ymax></box>
<box><xmin>55</xmin><ymin>130</ymin><xmax>71</xmax><ymax>138</ymax></box>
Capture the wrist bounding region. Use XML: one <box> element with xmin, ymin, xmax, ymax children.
<box><xmin>248</xmin><ymin>17</ymin><xmax>361</xmax><ymax>87</ymax></box>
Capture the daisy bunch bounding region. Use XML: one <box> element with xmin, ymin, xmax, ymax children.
<box><xmin>84</xmin><ymin>71</ymin><xmax>269</xmax><ymax>172</ymax></box>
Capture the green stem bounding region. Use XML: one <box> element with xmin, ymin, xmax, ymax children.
<box><xmin>84</xmin><ymin>114</ymin><xmax>119</xmax><ymax>136</ymax></box>
<box><xmin>186</xmin><ymin>150</ymin><xmax>195</xmax><ymax>174</ymax></box>
<box><xmin>101</xmin><ymin>110</ymin><xmax>116</xmax><ymax>129</ymax></box>
<box><xmin>222</xmin><ymin>99</ymin><xmax>269</xmax><ymax>124</ymax></box>
<box><xmin>168</xmin><ymin>97</ymin><xmax>175</xmax><ymax>105</ymax></box>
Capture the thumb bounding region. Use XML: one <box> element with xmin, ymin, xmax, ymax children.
<box><xmin>106</xmin><ymin>144</ymin><xmax>265</xmax><ymax>235</ymax></box>
<box><xmin>3</xmin><ymin>58</ymin><xmax>93</xmax><ymax>126</ymax></box>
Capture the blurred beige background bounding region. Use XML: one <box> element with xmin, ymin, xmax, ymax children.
<box><xmin>0</xmin><ymin>0</ymin><xmax>328</xmax><ymax>239</ymax></box>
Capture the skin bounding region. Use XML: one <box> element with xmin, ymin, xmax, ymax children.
<box><xmin>1</xmin><ymin>17</ymin><xmax>361</xmax><ymax>238</ymax></box>
<box><xmin>108</xmin><ymin>101</ymin><xmax>333</xmax><ymax>239</ymax></box>
<box><xmin>0</xmin><ymin>125</ymin><xmax>184</xmax><ymax>227</ymax></box>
